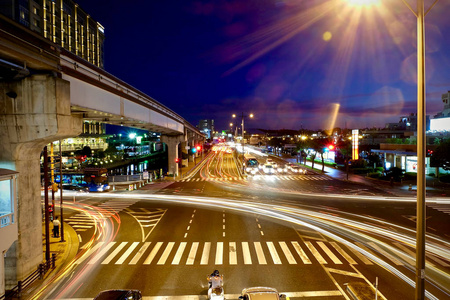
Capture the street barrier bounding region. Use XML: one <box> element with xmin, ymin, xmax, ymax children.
<box><xmin>0</xmin><ymin>254</ymin><xmax>56</xmax><ymax>300</ymax></box>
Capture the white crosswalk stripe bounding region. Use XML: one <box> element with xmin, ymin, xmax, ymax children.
<box><xmin>73</xmin><ymin>240</ymin><xmax>449</xmax><ymax>268</ymax></box>
<box><xmin>427</xmin><ymin>203</ymin><xmax>450</xmax><ymax>217</ymax></box>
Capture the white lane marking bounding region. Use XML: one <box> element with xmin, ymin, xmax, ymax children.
<box><xmin>304</xmin><ymin>241</ymin><xmax>327</xmax><ymax>264</ymax></box>
<box><xmin>242</xmin><ymin>242</ymin><xmax>252</xmax><ymax>265</ymax></box>
<box><xmin>222</xmin><ymin>225</ymin><xmax>225</xmax><ymax>230</ymax></box>
<box><xmin>267</xmin><ymin>242</ymin><xmax>282</xmax><ymax>264</ymax></box>
<box><xmin>260</xmin><ymin>231</ymin><xmax>264</xmax><ymax>236</ymax></box>
<box><xmin>129</xmin><ymin>242</ymin><xmax>151</xmax><ymax>265</ymax></box>
<box><xmin>75</xmin><ymin>242</ymin><xmax>104</xmax><ymax>264</ymax></box>
<box><xmin>187</xmin><ymin>226</ymin><xmax>190</xmax><ymax>231</ymax></box>
<box><xmin>172</xmin><ymin>242</ymin><xmax>187</xmax><ymax>265</ymax></box>
<box><xmin>215</xmin><ymin>242</ymin><xmax>223</xmax><ymax>265</ymax></box>
<box><xmin>87</xmin><ymin>242</ymin><xmax>116</xmax><ymax>265</ymax></box>
<box><xmin>102</xmin><ymin>242</ymin><xmax>128</xmax><ymax>264</ymax></box>
<box><xmin>292</xmin><ymin>242</ymin><xmax>311</xmax><ymax>264</ymax></box>
<box><xmin>157</xmin><ymin>242</ymin><xmax>175</xmax><ymax>265</ymax></box>
<box><xmin>116</xmin><ymin>242</ymin><xmax>139</xmax><ymax>264</ymax></box>
<box><xmin>184</xmin><ymin>233</ymin><xmax>188</xmax><ymax>238</ymax></box>
<box><xmin>186</xmin><ymin>242</ymin><xmax>199</xmax><ymax>265</ymax></box>
<box><xmin>144</xmin><ymin>242</ymin><xmax>163</xmax><ymax>265</ymax></box>
<box><xmin>367</xmin><ymin>242</ymin><xmax>403</xmax><ymax>266</ymax></box>
<box><xmin>279</xmin><ymin>242</ymin><xmax>297</xmax><ymax>264</ymax></box>
<box><xmin>254</xmin><ymin>242</ymin><xmax>267</xmax><ymax>264</ymax></box>
<box><xmin>201</xmin><ymin>242</ymin><xmax>211</xmax><ymax>265</ymax></box>
<box><xmin>317</xmin><ymin>242</ymin><xmax>342</xmax><ymax>264</ymax></box>
<box><xmin>330</xmin><ymin>242</ymin><xmax>357</xmax><ymax>265</ymax></box>
<box><xmin>229</xmin><ymin>242</ymin><xmax>237</xmax><ymax>265</ymax></box>
<box><xmin>345</xmin><ymin>244</ymin><xmax>373</xmax><ymax>265</ymax></box>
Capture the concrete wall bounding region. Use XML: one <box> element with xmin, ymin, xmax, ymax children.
<box><xmin>0</xmin><ymin>74</ymin><xmax>82</xmax><ymax>287</ymax></box>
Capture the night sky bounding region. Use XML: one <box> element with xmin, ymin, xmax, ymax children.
<box><xmin>74</xmin><ymin>0</ymin><xmax>450</xmax><ymax>132</ymax></box>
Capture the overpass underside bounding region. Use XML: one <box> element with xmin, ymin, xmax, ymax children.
<box><xmin>0</xmin><ymin>16</ymin><xmax>204</xmax><ymax>291</ymax></box>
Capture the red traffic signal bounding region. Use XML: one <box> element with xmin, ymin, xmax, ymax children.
<box><xmin>175</xmin><ymin>158</ymin><xmax>180</xmax><ymax>163</ymax></box>
<box><xmin>196</xmin><ymin>145</ymin><xmax>201</xmax><ymax>151</ymax></box>
<box><xmin>328</xmin><ymin>145</ymin><xmax>335</xmax><ymax>150</ymax></box>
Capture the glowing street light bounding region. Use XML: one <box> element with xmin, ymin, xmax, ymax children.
<box><xmin>232</xmin><ymin>112</ymin><xmax>254</xmax><ymax>154</ymax></box>
<box><xmin>345</xmin><ymin>0</ymin><xmax>439</xmax><ymax>298</ymax></box>
<box><xmin>346</xmin><ymin>0</ymin><xmax>380</xmax><ymax>7</ymax></box>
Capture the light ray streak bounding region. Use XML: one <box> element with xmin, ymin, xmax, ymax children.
<box><xmin>87</xmin><ymin>192</ymin><xmax>448</xmax><ymax>298</ymax></box>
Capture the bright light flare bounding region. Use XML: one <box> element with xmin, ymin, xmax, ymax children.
<box><xmin>345</xmin><ymin>0</ymin><xmax>380</xmax><ymax>7</ymax></box>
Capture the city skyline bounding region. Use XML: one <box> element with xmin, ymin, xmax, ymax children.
<box><xmin>74</xmin><ymin>0</ymin><xmax>450</xmax><ymax>132</ymax></box>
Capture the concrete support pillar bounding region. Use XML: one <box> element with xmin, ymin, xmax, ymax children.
<box><xmin>160</xmin><ymin>135</ymin><xmax>184</xmax><ymax>177</ymax></box>
<box><xmin>0</xmin><ymin>75</ymin><xmax>82</xmax><ymax>288</ymax></box>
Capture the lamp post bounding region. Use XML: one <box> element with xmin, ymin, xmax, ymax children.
<box><xmin>232</xmin><ymin>113</ymin><xmax>254</xmax><ymax>154</ymax></box>
<box><xmin>348</xmin><ymin>1</ymin><xmax>439</xmax><ymax>298</ymax></box>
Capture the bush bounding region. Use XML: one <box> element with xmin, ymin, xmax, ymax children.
<box><xmin>367</xmin><ymin>172</ymin><xmax>382</xmax><ymax>179</ymax></box>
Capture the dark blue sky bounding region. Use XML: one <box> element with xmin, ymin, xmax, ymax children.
<box><xmin>75</xmin><ymin>0</ymin><xmax>450</xmax><ymax>132</ymax></box>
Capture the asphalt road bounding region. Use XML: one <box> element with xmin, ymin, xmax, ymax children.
<box><xmin>38</xmin><ymin>147</ymin><xmax>450</xmax><ymax>300</ymax></box>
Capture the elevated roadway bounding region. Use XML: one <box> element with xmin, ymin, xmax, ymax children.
<box><xmin>0</xmin><ymin>14</ymin><xmax>204</xmax><ymax>289</ymax></box>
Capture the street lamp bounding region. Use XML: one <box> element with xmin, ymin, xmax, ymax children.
<box><xmin>232</xmin><ymin>112</ymin><xmax>254</xmax><ymax>153</ymax></box>
<box><xmin>348</xmin><ymin>1</ymin><xmax>438</xmax><ymax>298</ymax></box>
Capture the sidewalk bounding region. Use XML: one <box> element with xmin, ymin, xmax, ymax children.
<box><xmin>117</xmin><ymin>153</ymin><xmax>208</xmax><ymax>192</ymax></box>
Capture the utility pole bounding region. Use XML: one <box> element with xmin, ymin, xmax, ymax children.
<box><xmin>43</xmin><ymin>146</ymin><xmax>50</xmax><ymax>261</ymax></box>
<box><xmin>59</xmin><ymin>140</ymin><xmax>65</xmax><ymax>242</ymax></box>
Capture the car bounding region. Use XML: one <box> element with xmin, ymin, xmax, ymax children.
<box><xmin>263</xmin><ymin>164</ymin><xmax>276</xmax><ymax>174</ymax></box>
<box><xmin>239</xmin><ymin>287</ymin><xmax>286</xmax><ymax>300</ymax></box>
<box><xmin>285</xmin><ymin>162</ymin><xmax>294</xmax><ymax>170</ymax></box>
<box><xmin>93</xmin><ymin>290</ymin><xmax>142</xmax><ymax>300</ymax></box>
<box><xmin>277</xmin><ymin>165</ymin><xmax>288</xmax><ymax>173</ymax></box>
<box><xmin>62</xmin><ymin>184</ymin><xmax>88</xmax><ymax>192</ymax></box>
<box><xmin>290</xmin><ymin>165</ymin><xmax>303</xmax><ymax>173</ymax></box>
<box><xmin>266</xmin><ymin>158</ymin><xmax>274</xmax><ymax>164</ymax></box>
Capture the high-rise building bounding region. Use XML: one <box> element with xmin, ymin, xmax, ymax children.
<box><xmin>0</xmin><ymin>0</ymin><xmax>105</xmax><ymax>68</ymax></box>
<box><xmin>197</xmin><ymin>119</ymin><xmax>214</xmax><ymax>139</ymax></box>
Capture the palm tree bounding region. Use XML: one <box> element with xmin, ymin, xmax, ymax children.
<box><xmin>309</xmin><ymin>137</ymin><xmax>333</xmax><ymax>172</ymax></box>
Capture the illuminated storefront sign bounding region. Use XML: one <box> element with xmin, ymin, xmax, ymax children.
<box><xmin>352</xmin><ymin>129</ymin><xmax>359</xmax><ymax>160</ymax></box>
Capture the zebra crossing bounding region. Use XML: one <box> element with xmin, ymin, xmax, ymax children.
<box><xmin>179</xmin><ymin>175</ymin><xmax>330</xmax><ymax>183</ymax></box>
<box><xmin>66</xmin><ymin>199</ymin><xmax>141</xmax><ymax>232</ymax></box>
<box><xmin>74</xmin><ymin>239</ymin><xmax>449</xmax><ymax>267</ymax></box>
<box><xmin>427</xmin><ymin>203</ymin><xmax>450</xmax><ymax>217</ymax></box>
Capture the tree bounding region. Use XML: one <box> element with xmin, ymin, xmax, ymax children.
<box><xmin>309</xmin><ymin>137</ymin><xmax>332</xmax><ymax>172</ymax></box>
<box><xmin>296</xmin><ymin>140</ymin><xmax>308</xmax><ymax>164</ymax></box>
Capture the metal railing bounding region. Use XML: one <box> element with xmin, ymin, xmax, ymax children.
<box><xmin>0</xmin><ymin>254</ymin><xmax>56</xmax><ymax>300</ymax></box>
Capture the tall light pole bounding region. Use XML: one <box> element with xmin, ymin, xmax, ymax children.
<box><xmin>232</xmin><ymin>113</ymin><xmax>254</xmax><ymax>153</ymax></box>
<box><xmin>349</xmin><ymin>1</ymin><xmax>439</xmax><ymax>298</ymax></box>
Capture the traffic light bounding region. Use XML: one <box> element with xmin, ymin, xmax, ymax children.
<box><xmin>328</xmin><ymin>144</ymin><xmax>335</xmax><ymax>150</ymax></box>
<box><xmin>175</xmin><ymin>158</ymin><xmax>180</xmax><ymax>163</ymax></box>
<box><xmin>191</xmin><ymin>148</ymin><xmax>197</xmax><ymax>154</ymax></box>
<box><xmin>196</xmin><ymin>145</ymin><xmax>202</xmax><ymax>151</ymax></box>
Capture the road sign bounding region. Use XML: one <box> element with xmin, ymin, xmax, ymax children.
<box><xmin>143</xmin><ymin>171</ymin><xmax>149</xmax><ymax>179</ymax></box>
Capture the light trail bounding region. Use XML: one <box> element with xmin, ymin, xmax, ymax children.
<box><xmin>83</xmin><ymin>192</ymin><xmax>449</xmax><ymax>299</ymax></box>
<box><xmin>32</xmin><ymin>202</ymin><xmax>121</xmax><ymax>300</ymax></box>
